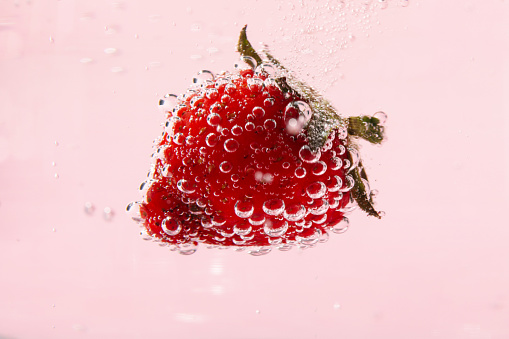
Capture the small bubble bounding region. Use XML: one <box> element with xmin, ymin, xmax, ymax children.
<box><xmin>306</xmin><ymin>181</ymin><xmax>327</xmax><ymax>199</ymax></box>
<box><xmin>52</xmin><ymin>228</ymin><xmax>56</xmax><ymax>232</ymax></box>
<box><xmin>193</xmin><ymin>70</ymin><xmax>214</xmax><ymax>85</ymax></box>
<box><xmin>54</xmin><ymin>173</ymin><xmax>59</xmax><ymax>179</ymax></box>
<box><xmin>262</xmin><ymin>199</ymin><xmax>285</xmax><ymax>216</ymax></box>
<box><xmin>219</xmin><ymin>161</ymin><xmax>233</xmax><ymax>173</ymax></box>
<box><xmin>331</xmin><ymin>216</ymin><xmax>349</xmax><ymax>234</ymax></box>
<box><xmin>178</xmin><ymin>242</ymin><xmax>198</xmax><ymax>255</ymax></box>
<box><xmin>233</xmin><ymin>221</ymin><xmax>252</xmax><ymax>235</ymax></box>
<box><xmin>263</xmin><ymin>119</ymin><xmax>277</xmax><ymax>130</ymax></box>
<box><xmin>264</xmin><ymin>97</ymin><xmax>275</xmax><ymax>107</ymax></box>
<box><xmin>224</xmin><ymin>138</ymin><xmax>239</xmax><ymax>152</ymax></box>
<box><xmin>294</xmin><ymin>167</ymin><xmax>307</xmax><ymax>178</ymax></box>
<box><xmin>245</xmin><ymin>122</ymin><xmax>255</xmax><ymax>131</ymax></box>
<box><xmin>201</xmin><ymin>216</ymin><xmax>213</xmax><ymax>228</ymax></box>
<box><xmin>173</xmin><ymin>133</ymin><xmax>185</xmax><ymax>145</ymax></box>
<box><xmin>249</xmin><ymin>213</ymin><xmax>266</xmax><ymax>226</ymax></box>
<box><xmin>162</xmin><ymin>217</ymin><xmax>182</xmax><ymax>236</ymax></box>
<box><xmin>247</xmin><ymin>78</ymin><xmax>264</xmax><ymax>93</ymax></box>
<box><xmin>84</xmin><ymin>202</ymin><xmax>95</xmax><ymax>215</ymax></box>
<box><xmin>299</xmin><ymin>145</ymin><xmax>321</xmax><ymax>163</ymax></box>
<box><xmin>373</xmin><ymin>111</ymin><xmax>388</xmax><ymax>125</ymax></box>
<box><xmin>207</xmin><ymin>113</ymin><xmax>221</xmax><ymax>126</ymax></box>
<box><xmin>206</xmin><ymin>88</ymin><xmax>219</xmax><ymax>99</ymax></box>
<box><xmin>103</xmin><ymin>207</ymin><xmax>114</xmax><ymax>221</ymax></box>
<box><xmin>104</xmin><ymin>47</ymin><xmax>117</xmax><ymax>55</ymax></box>
<box><xmin>177</xmin><ymin>179</ymin><xmax>196</xmax><ymax>194</ymax></box>
<box><xmin>283</xmin><ymin>204</ymin><xmax>306</xmax><ymax>221</ymax></box>
<box><xmin>225</xmin><ymin>83</ymin><xmax>237</xmax><ymax>94</ymax></box>
<box><xmin>236</xmin><ymin>55</ymin><xmax>257</xmax><ymax>70</ymax></box>
<box><xmin>252</xmin><ymin>106</ymin><xmax>265</xmax><ymax>119</ymax></box>
<box><xmin>326</xmin><ymin>175</ymin><xmax>342</xmax><ymax>192</ymax></box>
<box><xmin>311</xmin><ymin>161</ymin><xmax>327</xmax><ymax>175</ymax></box>
<box><xmin>263</xmin><ymin>219</ymin><xmax>289</xmax><ymax>237</ymax></box>
<box><xmin>330</xmin><ymin>157</ymin><xmax>342</xmax><ymax>170</ymax></box>
<box><xmin>234</xmin><ymin>201</ymin><xmax>254</xmax><ymax>218</ymax></box>
<box><xmin>205</xmin><ymin>133</ymin><xmax>218</xmax><ymax>147</ymax></box>
<box><xmin>231</xmin><ymin>125</ymin><xmax>243</xmax><ymax>136</ymax></box>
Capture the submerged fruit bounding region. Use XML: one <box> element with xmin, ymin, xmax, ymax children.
<box><xmin>128</xmin><ymin>26</ymin><xmax>385</xmax><ymax>255</ymax></box>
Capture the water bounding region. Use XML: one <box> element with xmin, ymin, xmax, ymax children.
<box><xmin>1</xmin><ymin>0</ymin><xmax>508</xmax><ymax>338</ymax></box>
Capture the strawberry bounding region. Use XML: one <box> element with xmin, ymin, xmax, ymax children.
<box><xmin>127</xmin><ymin>26</ymin><xmax>385</xmax><ymax>255</ymax></box>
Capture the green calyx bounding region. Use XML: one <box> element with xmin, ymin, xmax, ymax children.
<box><xmin>237</xmin><ymin>26</ymin><xmax>384</xmax><ymax>219</ymax></box>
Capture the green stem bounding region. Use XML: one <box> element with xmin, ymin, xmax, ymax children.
<box><xmin>237</xmin><ymin>25</ymin><xmax>263</xmax><ymax>66</ymax></box>
<box><xmin>348</xmin><ymin>116</ymin><xmax>384</xmax><ymax>144</ymax></box>
<box><xmin>349</xmin><ymin>156</ymin><xmax>381</xmax><ymax>219</ymax></box>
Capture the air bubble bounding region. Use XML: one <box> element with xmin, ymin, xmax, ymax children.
<box><xmin>211</xmin><ymin>214</ymin><xmax>226</xmax><ymax>226</ymax></box>
<box><xmin>178</xmin><ymin>242</ymin><xmax>198</xmax><ymax>255</ymax></box>
<box><xmin>348</xmin><ymin>147</ymin><xmax>360</xmax><ymax>171</ymax></box>
<box><xmin>283</xmin><ymin>204</ymin><xmax>306</xmax><ymax>221</ymax></box>
<box><xmin>308</xmin><ymin>199</ymin><xmax>329</xmax><ymax>215</ymax></box>
<box><xmin>233</xmin><ymin>221</ymin><xmax>252</xmax><ymax>236</ymax></box>
<box><xmin>263</xmin><ymin>219</ymin><xmax>289</xmax><ymax>237</ymax></box>
<box><xmin>192</xmin><ymin>70</ymin><xmax>214</xmax><ymax>85</ymax></box>
<box><xmin>297</xmin><ymin>229</ymin><xmax>321</xmax><ymax>246</ymax></box>
<box><xmin>159</xmin><ymin>94</ymin><xmax>178</xmax><ymax>112</ymax></box>
<box><xmin>201</xmin><ymin>216</ymin><xmax>213</xmax><ymax>228</ymax></box>
<box><xmin>237</xmin><ymin>55</ymin><xmax>257</xmax><ymax>70</ymax></box>
<box><xmin>263</xmin><ymin>119</ymin><xmax>277</xmax><ymax>130</ymax></box>
<box><xmin>299</xmin><ymin>145</ymin><xmax>321</xmax><ymax>163</ymax></box>
<box><xmin>330</xmin><ymin>157</ymin><xmax>342</xmax><ymax>170</ymax></box>
<box><xmin>231</xmin><ymin>174</ymin><xmax>240</xmax><ymax>182</ymax></box>
<box><xmin>224</xmin><ymin>138</ymin><xmax>239</xmax><ymax>152</ymax></box>
<box><xmin>331</xmin><ymin>216</ymin><xmax>349</xmax><ymax>234</ymax></box>
<box><xmin>247</xmin><ymin>78</ymin><xmax>263</xmax><ymax>93</ymax></box>
<box><xmin>311</xmin><ymin>161</ymin><xmax>327</xmax><ymax>175</ymax></box>
<box><xmin>248</xmin><ymin>247</ymin><xmax>272</xmax><ymax>256</ymax></box>
<box><xmin>252</xmin><ymin>106</ymin><xmax>265</xmax><ymax>119</ymax></box>
<box><xmin>245</xmin><ymin>122</ymin><xmax>255</xmax><ymax>131</ymax></box>
<box><xmin>255</xmin><ymin>63</ymin><xmax>277</xmax><ymax>77</ymax></box>
<box><xmin>205</xmin><ymin>133</ymin><xmax>218</xmax><ymax>147</ymax></box>
<box><xmin>231</xmin><ymin>125</ymin><xmax>243</xmax><ymax>136</ymax></box>
<box><xmin>262</xmin><ymin>199</ymin><xmax>285</xmax><ymax>216</ymax></box>
<box><xmin>225</xmin><ymin>83</ymin><xmax>237</xmax><ymax>94</ymax></box>
<box><xmin>235</xmin><ymin>200</ymin><xmax>254</xmax><ymax>218</ymax></box>
<box><xmin>161</xmin><ymin>216</ymin><xmax>182</xmax><ymax>235</ymax></box>
<box><xmin>177</xmin><ymin>179</ymin><xmax>196</xmax><ymax>194</ymax></box>
<box><xmin>294</xmin><ymin>167</ymin><xmax>307</xmax><ymax>178</ymax></box>
<box><xmin>306</xmin><ymin>181</ymin><xmax>327</xmax><ymax>199</ymax></box>
<box><xmin>219</xmin><ymin>161</ymin><xmax>233</xmax><ymax>173</ymax></box>
<box><xmin>103</xmin><ymin>207</ymin><xmax>114</xmax><ymax>221</ymax></box>
<box><xmin>207</xmin><ymin>113</ymin><xmax>221</xmax><ymax>126</ymax></box>
<box><xmin>84</xmin><ymin>202</ymin><xmax>95</xmax><ymax>215</ymax></box>
<box><xmin>284</xmin><ymin>101</ymin><xmax>312</xmax><ymax>134</ymax></box>
<box><xmin>173</xmin><ymin>133</ymin><xmax>185</xmax><ymax>145</ymax></box>
<box><xmin>264</xmin><ymin>97</ymin><xmax>275</xmax><ymax>107</ymax></box>
<box><xmin>326</xmin><ymin>175</ymin><xmax>342</xmax><ymax>192</ymax></box>
<box><xmin>282</xmin><ymin>162</ymin><xmax>290</xmax><ymax>169</ymax></box>
<box><xmin>373</xmin><ymin>111</ymin><xmax>388</xmax><ymax>125</ymax></box>
<box><xmin>340</xmin><ymin>175</ymin><xmax>355</xmax><ymax>192</ymax></box>
<box><xmin>206</xmin><ymin>88</ymin><xmax>219</xmax><ymax>99</ymax></box>
<box><xmin>249</xmin><ymin>213</ymin><xmax>266</xmax><ymax>226</ymax></box>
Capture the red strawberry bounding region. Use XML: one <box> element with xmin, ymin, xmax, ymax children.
<box><xmin>127</xmin><ymin>26</ymin><xmax>385</xmax><ymax>255</ymax></box>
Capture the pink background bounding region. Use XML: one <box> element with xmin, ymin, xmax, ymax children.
<box><xmin>1</xmin><ymin>0</ymin><xmax>508</xmax><ymax>338</ymax></box>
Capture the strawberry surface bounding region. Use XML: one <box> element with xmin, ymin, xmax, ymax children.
<box><xmin>129</xmin><ymin>27</ymin><xmax>384</xmax><ymax>255</ymax></box>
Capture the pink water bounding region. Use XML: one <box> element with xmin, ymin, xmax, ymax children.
<box><xmin>1</xmin><ymin>0</ymin><xmax>508</xmax><ymax>338</ymax></box>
